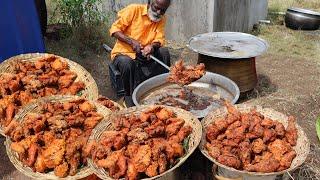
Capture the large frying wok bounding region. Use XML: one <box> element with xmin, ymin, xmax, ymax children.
<box><xmin>132</xmin><ymin>72</ymin><xmax>240</xmax><ymax>119</ymax></box>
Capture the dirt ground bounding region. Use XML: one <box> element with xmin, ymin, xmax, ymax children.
<box><xmin>1</xmin><ymin>30</ymin><xmax>320</xmax><ymax>179</ymax></box>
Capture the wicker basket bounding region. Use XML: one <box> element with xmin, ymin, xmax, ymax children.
<box><xmin>0</xmin><ymin>53</ymin><xmax>99</xmax><ymax>136</ymax></box>
<box><xmin>199</xmin><ymin>104</ymin><xmax>310</xmax><ymax>179</ymax></box>
<box><xmin>0</xmin><ymin>53</ymin><xmax>99</xmax><ymax>100</ymax></box>
<box><xmin>88</xmin><ymin>105</ymin><xmax>203</xmax><ymax>180</ymax></box>
<box><xmin>5</xmin><ymin>95</ymin><xmax>112</xmax><ymax>180</ymax></box>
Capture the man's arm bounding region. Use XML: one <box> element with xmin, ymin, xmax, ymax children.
<box><xmin>113</xmin><ymin>31</ymin><xmax>143</xmax><ymax>54</ymax></box>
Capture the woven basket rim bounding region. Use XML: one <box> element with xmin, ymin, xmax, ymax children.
<box><xmin>88</xmin><ymin>105</ymin><xmax>203</xmax><ymax>180</ymax></box>
<box><xmin>0</xmin><ymin>53</ymin><xmax>99</xmax><ymax>136</ymax></box>
<box><xmin>5</xmin><ymin>95</ymin><xmax>112</xmax><ymax>180</ymax></box>
<box><xmin>199</xmin><ymin>104</ymin><xmax>310</xmax><ymax>176</ymax></box>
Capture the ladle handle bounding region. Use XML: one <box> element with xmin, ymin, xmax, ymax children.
<box><xmin>150</xmin><ymin>55</ymin><xmax>171</xmax><ymax>71</ymax></box>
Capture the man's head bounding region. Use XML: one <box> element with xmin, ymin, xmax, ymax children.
<box><xmin>147</xmin><ymin>0</ymin><xmax>171</xmax><ymax>22</ymax></box>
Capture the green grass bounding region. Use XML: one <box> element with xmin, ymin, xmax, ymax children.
<box><xmin>252</xmin><ymin>0</ymin><xmax>320</xmax><ymax>61</ymax></box>
<box><xmin>269</xmin><ymin>0</ymin><xmax>320</xmax><ymax>12</ymax></box>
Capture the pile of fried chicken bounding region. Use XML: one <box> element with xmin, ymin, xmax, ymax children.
<box><xmin>205</xmin><ymin>102</ymin><xmax>298</xmax><ymax>173</ymax></box>
<box><xmin>0</xmin><ymin>55</ymin><xmax>85</xmax><ymax>128</ymax></box>
<box><xmin>4</xmin><ymin>99</ymin><xmax>104</xmax><ymax>177</ymax></box>
<box><xmin>88</xmin><ymin>107</ymin><xmax>193</xmax><ymax>180</ymax></box>
<box><xmin>97</xmin><ymin>95</ymin><xmax>120</xmax><ymax>112</ymax></box>
<box><xmin>167</xmin><ymin>60</ymin><xmax>206</xmax><ymax>86</ymax></box>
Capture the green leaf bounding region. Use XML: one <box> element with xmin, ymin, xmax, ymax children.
<box><xmin>316</xmin><ymin>117</ymin><xmax>320</xmax><ymax>141</ymax></box>
<box><xmin>183</xmin><ymin>136</ymin><xmax>190</xmax><ymax>152</ymax></box>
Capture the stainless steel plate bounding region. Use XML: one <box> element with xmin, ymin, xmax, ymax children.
<box><xmin>187</xmin><ymin>32</ymin><xmax>269</xmax><ymax>59</ymax></box>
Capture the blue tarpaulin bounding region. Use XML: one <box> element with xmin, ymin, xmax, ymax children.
<box><xmin>0</xmin><ymin>0</ymin><xmax>45</xmax><ymax>62</ymax></box>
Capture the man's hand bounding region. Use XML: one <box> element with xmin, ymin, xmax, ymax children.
<box><xmin>141</xmin><ymin>45</ymin><xmax>154</xmax><ymax>59</ymax></box>
<box><xmin>113</xmin><ymin>31</ymin><xmax>143</xmax><ymax>54</ymax></box>
<box><xmin>130</xmin><ymin>39</ymin><xmax>143</xmax><ymax>54</ymax></box>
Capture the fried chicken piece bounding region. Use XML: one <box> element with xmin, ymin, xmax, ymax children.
<box><xmin>5</xmin><ymin>120</ymin><xmax>24</xmax><ymax>141</ymax></box>
<box><xmin>97</xmin><ymin>96</ymin><xmax>119</xmax><ymax>111</ymax></box>
<box><xmin>34</xmin><ymin>151</ymin><xmax>47</xmax><ymax>173</ymax></box>
<box><xmin>54</xmin><ymin>161</ymin><xmax>69</xmax><ymax>178</ymax></box>
<box><xmin>156</xmin><ymin>108</ymin><xmax>174</xmax><ymax>120</ymax></box>
<box><xmin>61</xmin><ymin>81</ymin><xmax>85</xmax><ymax>95</ymax></box>
<box><xmin>47</xmin><ymin>115</ymin><xmax>68</xmax><ymax>132</ymax></box>
<box><xmin>38</xmin><ymin>71</ymin><xmax>59</xmax><ymax>86</ymax></box>
<box><xmin>158</xmin><ymin>153</ymin><xmax>167</xmax><ymax>174</ymax></box>
<box><xmin>97</xmin><ymin>149</ymin><xmax>125</xmax><ymax>178</ymax></box>
<box><xmin>132</xmin><ymin>145</ymin><xmax>152</xmax><ymax>172</ymax></box>
<box><xmin>225</xmin><ymin>125</ymin><xmax>246</xmax><ymax>141</ymax></box>
<box><xmin>285</xmin><ymin>116</ymin><xmax>298</xmax><ymax>146</ymax></box>
<box><xmin>79</xmin><ymin>101</ymin><xmax>95</xmax><ymax>113</ymax></box>
<box><xmin>4</xmin><ymin>103</ymin><xmax>16</xmax><ymax>126</ymax></box>
<box><xmin>165</xmin><ymin>118</ymin><xmax>185</xmax><ymax>137</ymax></box>
<box><xmin>239</xmin><ymin>140</ymin><xmax>252</xmax><ymax>166</ymax></box>
<box><xmin>114</xmin><ymin>116</ymin><xmax>132</xmax><ymax>130</ymax></box>
<box><xmin>246</xmin><ymin>124</ymin><xmax>264</xmax><ymax>140</ymax></box>
<box><xmin>68</xmin><ymin>152</ymin><xmax>81</xmax><ymax>176</ymax></box>
<box><xmin>225</xmin><ymin>101</ymin><xmax>241</xmax><ymax>124</ymax></box>
<box><xmin>19</xmin><ymin>90</ymin><xmax>33</xmax><ymax>106</ymax></box>
<box><xmin>25</xmin><ymin>143</ymin><xmax>39</xmax><ymax>167</ymax></box>
<box><xmin>21</xmin><ymin>75</ymin><xmax>42</xmax><ymax>91</ymax></box>
<box><xmin>274</xmin><ymin>122</ymin><xmax>286</xmax><ymax>138</ymax></box>
<box><xmin>145</xmin><ymin>119</ymin><xmax>165</xmax><ymax>138</ymax></box>
<box><xmin>244</xmin><ymin>157</ymin><xmax>280</xmax><ymax>173</ymax></box>
<box><xmin>43</xmin><ymin>138</ymin><xmax>66</xmax><ymax>169</ymax></box>
<box><xmin>127</xmin><ymin>128</ymin><xmax>149</xmax><ymax>143</ymax></box>
<box><xmin>279</xmin><ymin>150</ymin><xmax>296</xmax><ymax>170</ymax></box>
<box><xmin>252</xmin><ymin>138</ymin><xmax>266</xmax><ymax>154</ymax></box>
<box><xmin>84</xmin><ymin>112</ymin><xmax>103</xmax><ymax>130</ymax></box>
<box><xmin>268</xmin><ymin>139</ymin><xmax>291</xmax><ymax>162</ymax></box>
<box><xmin>113</xmin><ymin>153</ymin><xmax>127</xmax><ymax>179</ymax></box>
<box><xmin>166</xmin><ymin>141</ymin><xmax>184</xmax><ymax>161</ymax></box>
<box><xmin>263</xmin><ymin>128</ymin><xmax>277</xmax><ymax>143</ymax></box>
<box><xmin>51</xmin><ymin>58</ymin><xmax>68</xmax><ymax>71</ymax></box>
<box><xmin>167</xmin><ymin>60</ymin><xmax>206</xmax><ymax>86</ymax></box>
<box><xmin>168</xmin><ymin>125</ymin><xmax>192</xmax><ymax>143</ymax></box>
<box><xmin>227</xmin><ymin>121</ymin><xmax>241</xmax><ymax>130</ymax></box>
<box><xmin>217</xmin><ymin>153</ymin><xmax>241</xmax><ymax>169</ymax></box>
<box><xmin>214</xmin><ymin>118</ymin><xmax>229</xmax><ymax>131</ymax></box>
<box><xmin>146</xmin><ymin>162</ymin><xmax>159</xmax><ymax>177</ymax></box>
<box><xmin>127</xmin><ymin>160</ymin><xmax>139</xmax><ymax>180</ymax></box>
<box><xmin>100</xmin><ymin>131</ymin><xmax>127</xmax><ymax>150</ymax></box>
<box><xmin>58</xmin><ymin>70</ymin><xmax>77</xmax><ymax>88</ymax></box>
<box><xmin>261</xmin><ymin>118</ymin><xmax>276</xmax><ymax>128</ymax></box>
<box><xmin>11</xmin><ymin>135</ymin><xmax>39</xmax><ymax>155</ymax></box>
<box><xmin>125</xmin><ymin>143</ymin><xmax>140</xmax><ymax>159</ymax></box>
<box><xmin>206</xmin><ymin>124</ymin><xmax>220</xmax><ymax>143</ymax></box>
<box><xmin>206</xmin><ymin>143</ymin><xmax>221</xmax><ymax>159</ymax></box>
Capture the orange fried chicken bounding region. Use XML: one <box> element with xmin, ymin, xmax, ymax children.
<box><xmin>167</xmin><ymin>60</ymin><xmax>205</xmax><ymax>86</ymax></box>
<box><xmin>285</xmin><ymin>116</ymin><xmax>298</xmax><ymax>146</ymax></box>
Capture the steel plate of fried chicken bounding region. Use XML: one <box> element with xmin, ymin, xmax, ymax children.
<box><xmin>5</xmin><ymin>99</ymin><xmax>104</xmax><ymax>178</ymax></box>
<box><xmin>88</xmin><ymin>106</ymin><xmax>193</xmax><ymax>180</ymax></box>
<box><xmin>0</xmin><ymin>55</ymin><xmax>86</xmax><ymax>130</ymax></box>
<box><xmin>167</xmin><ymin>60</ymin><xmax>205</xmax><ymax>86</ymax></box>
<box><xmin>205</xmin><ymin>102</ymin><xmax>298</xmax><ymax>173</ymax></box>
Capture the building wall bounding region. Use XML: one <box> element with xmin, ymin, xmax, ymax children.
<box><xmin>102</xmin><ymin>0</ymin><xmax>268</xmax><ymax>42</ymax></box>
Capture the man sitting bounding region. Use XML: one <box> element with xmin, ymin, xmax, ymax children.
<box><xmin>110</xmin><ymin>0</ymin><xmax>171</xmax><ymax>96</ymax></box>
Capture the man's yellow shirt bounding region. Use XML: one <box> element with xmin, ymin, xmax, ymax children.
<box><xmin>109</xmin><ymin>4</ymin><xmax>166</xmax><ymax>60</ymax></box>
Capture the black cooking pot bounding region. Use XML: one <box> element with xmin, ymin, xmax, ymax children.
<box><xmin>285</xmin><ymin>7</ymin><xmax>320</xmax><ymax>30</ymax></box>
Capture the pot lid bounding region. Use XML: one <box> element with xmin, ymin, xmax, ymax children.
<box><xmin>187</xmin><ymin>32</ymin><xmax>269</xmax><ymax>59</ymax></box>
<box><xmin>288</xmin><ymin>7</ymin><xmax>320</xmax><ymax>17</ymax></box>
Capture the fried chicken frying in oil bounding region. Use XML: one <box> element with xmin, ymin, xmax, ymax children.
<box><xmin>6</xmin><ymin>99</ymin><xmax>104</xmax><ymax>178</ymax></box>
<box><xmin>90</xmin><ymin>106</ymin><xmax>193</xmax><ymax>180</ymax></box>
<box><xmin>205</xmin><ymin>102</ymin><xmax>299</xmax><ymax>173</ymax></box>
<box><xmin>0</xmin><ymin>55</ymin><xmax>86</xmax><ymax>129</ymax></box>
<box><xmin>167</xmin><ymin>60</ymin><xmax>206</xmax><ymax>86</ymax></box>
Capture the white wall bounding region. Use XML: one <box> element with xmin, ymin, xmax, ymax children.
<box><xmin>102</xmin><ymin>0</ymin><xmax>268</xmax><ymax>42</ymax></box>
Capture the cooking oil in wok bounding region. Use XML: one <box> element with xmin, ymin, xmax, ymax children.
<box><xmin>140</xmin><ymin>83</ymin><xmax>233</xmax><ymax>118</ymax></box>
